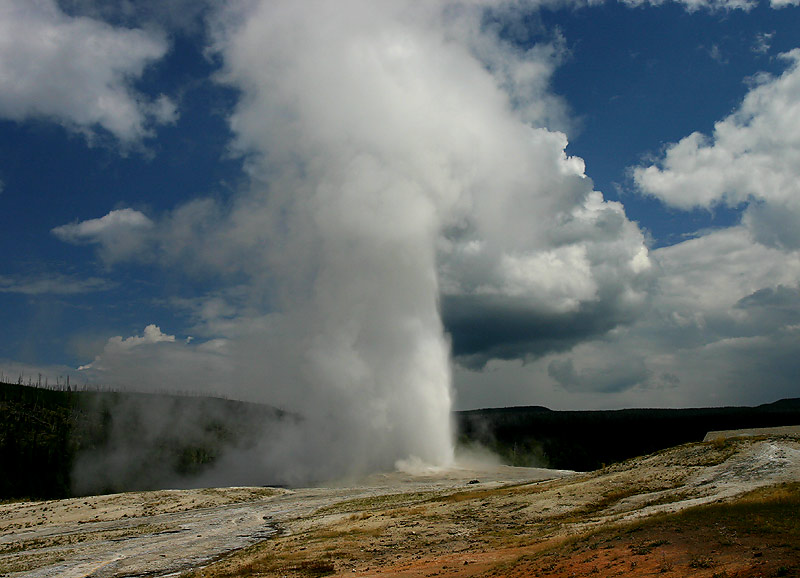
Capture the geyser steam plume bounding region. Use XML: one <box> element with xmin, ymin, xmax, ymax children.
<box><xmin>208</xmin><ymin>0</ymin><xmax>470</xmax><ymax>478</ymax></box>
<box><xmin>77</xmin><ymin>0</ymin><xmax>619</xmax><ymax>487</ymax></box>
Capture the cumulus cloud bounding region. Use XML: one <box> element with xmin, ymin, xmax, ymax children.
<box><xmin>454</xmin><ymin>42</ymin><xmax>800</xmax><ymax>410</ymax></box>
<box><xmin>653</xmin><ymin>227</ymin><xmax>800</xmax><ymax>315</ymax></box>
<box><xmin>206</xmin><ymin>0</ymin><xmax>650</xmax><ymax>373</ymax></box>
<box><xmin>52</xmin><ymin>208</ymin><xmax>154</xmax><ymax>262</ymax></box>
<box><xmin>512</xmin><ymin>212</ymin><xmax>800</xmax><ymax>409</ymax></box>
<box><xmin>629</xmin><ymin>234</ymin><xmax>800</xmax><ymax>406</ymax></box>
<box><xmin>0</xmin><ymin>0</ymin><xmax>176</xmax><ymax>144</ymax></box>
<box><xmin>633</xmin><ymin>50</ymin><xmax>800</xmax><ymax>249</ymax></box>
<box><xmin>78</xmin><ymin>324</ymin><xmax>177</xmax><ymax>371</ymax></box>
<box><xmin>619</xmin><ymin>51</ymin><xmax>800</xmax><ymax>405</ymax></box>
<box><xmin>109</xmin><ymin>323</ymin><xmax>175</xmax><ymax>348</ymax></box>
<box><xmin>456</xmin><ymin>239</ymin><xmax>800</xmax><ymax>410</ymax></box>
<box><xmin>440</xmin><ymin>185</ymin><xmax>652</xmax><ymax>367</ymax></box>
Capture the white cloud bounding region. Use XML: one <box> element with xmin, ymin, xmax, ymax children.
<box><xmin>162</xmin><ymin>0</ymin><xmax>651</xmax><ymax>371</ymax></box>
<box><xmin>53</xmin><ymin>208</ymin><xmax>153</xmax><ymax>240</ymax></box>
<box><xmin>52</xmin><ymin>208</ymin><xmax>154</xmax><ymax>263</ymax></box>
<box><xmin>455</xmin><ymin>44</ymin><xmax>800</xmax><ymax>409</ymax></box>
<box><xmin>115</xmin><ymin>324</ymin><xmax>175</xmax><ymax>348</ymax></box>
<box><xmin>633</xmin><ymin>50</ymin><xmax>800</xmax><ymax>250</ymax></box>
<box><xmin>532</xmin><ymin>46</ymin><xmax>800</xmax><ymax>410</ymax></box>
<box><xmin>0</xmin><ymin>0</ymin><xmax>176</xmax><ymax>144</ymax></box>
<box><xmin>78</xmin><ymin>324</ymin><xmax>176</xmax><ymax>371</ymax></box>
<box><xmin>451</xmin><ymin>214</ymin><xmax>800</xmax><ymax>410</ymax></box>
<box><xmin>770</xmin><ymin>0</ymin><xmax>799</xmax><ymax>7</ymax></box>
<box><xmin>653</xmin><ymin>227</ymin><xmax>800</xmax><ymax>315</ymax></box>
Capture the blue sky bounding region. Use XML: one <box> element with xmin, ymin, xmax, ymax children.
<box><xmin>1</xmin><ymin>0</ymin><xmax>800</xmax><ymax>417</ymax></box>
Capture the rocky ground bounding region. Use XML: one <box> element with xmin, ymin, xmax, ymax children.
<box><xmin>1</xmin><ymin>432</ymin><xmax>799</xmax><ymax>578</ymax></box>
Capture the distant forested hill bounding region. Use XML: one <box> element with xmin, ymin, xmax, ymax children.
<box><xmin>0</xmin><ymin>383</ymin><xmax>77</xmax><ymax>499</ymax></box>
<box><xmin>455</xmin><ymin>399</ymin><xmax>800</xmax><ymax>472</ymax></box>
<box><xmin>0</xmin><ymin>382</ymin><xmax>288</xmax><ymax>500</ymax></box>
<box><xmin>3</xmin><ymin>380</ymin><xmax>799</xmax><ymax>500</ymax></box>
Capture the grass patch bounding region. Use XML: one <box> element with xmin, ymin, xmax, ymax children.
<box><xmin>629</xmin><ymin>539</ymin><xmax>670</xmax><ymax>555</ymax></box>
<box><xmin>315</xmin><ymin>491</ymin><xmax>438</xmax><ymax>515</ymax></box>
<box><xmin>314</xmin><ymin>526</ymin><xmax>385</xmax><ymax>540</ymax></box>
<box><xmin>579</xmin><ymin>487</ymin><xmax>641</xmax><ymax>514</ymax></box>
<box><xmin>437</xmin><ymin>479</ymin><xmax>550</xmax><ymax>504</ymax></box>
<box><xmin>185</xmin><ymin>553</ymin><xmax>335</xmax><ymax>578</ymax></box>
<box><xmin>667</xmin><ymin>482</ymin><xmax>800</xmax><ymax>536</ymax></box>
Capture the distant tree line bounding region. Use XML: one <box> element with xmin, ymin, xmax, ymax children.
<box><xmin>455</xmin><ymin>399</ymin><xmax>800</xmax><ymax>472</ymax></box>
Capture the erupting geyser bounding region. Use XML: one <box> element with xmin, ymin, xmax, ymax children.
<box><xmin>74</xmin><ymin>0</ymin><xmax>630</xmax><ymax>488</ymax></box>
<box><xmin>210</xmin><ymin>0</ymin><xmax>467</xmax><ymax>477</ymax></box>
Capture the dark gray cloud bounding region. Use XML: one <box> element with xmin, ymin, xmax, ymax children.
<box><xmin>443</xmin><ymin>294</ymin><xmax>638</xmax><ymax>369</ymax></box>
<box><xmin>547</xmin><ymin>356</ymin><xmax>650</xmax><ymax>393</ymax></box>
<box><xmin>736</xmin><ymin>284</ymin><xmax>800</xmax><ymax>311</ymax></box>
